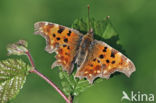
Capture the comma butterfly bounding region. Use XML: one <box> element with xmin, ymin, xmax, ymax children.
<box><xmin>34</xmin><ymin>7</ymin><xmax>136</xmax><ymax>84</ymax></box>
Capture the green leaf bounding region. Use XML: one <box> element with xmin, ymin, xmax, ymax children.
<box><xmin>59</xmin><ymin>17</ymin><xmax>123</xmax><ymax>97</ymax></box>
<box><xmin>71</xmin><ymin>16</ymin><xmax>118</xmax><ymax>39</ymax></box>
<box><xmin>7</xmin><ymin>40</ymin><xmax>28</xmax><ymax>56</ymax></box>
<box><xmin>0</xmin><ymin>59</ymin><xmax>30</xmax><ymax>103</ymax></box>
<box><xmin>59</xmin><ymin>67</ymin><xmax>104</xmax><ymax>97</ymax></box>
<box><xmin>59</xmin><ymin>67</ymin><xmax>91</xmax><ymax>97</ymax></box>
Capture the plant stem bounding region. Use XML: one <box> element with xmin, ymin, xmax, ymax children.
<box><xmin>25</xmin><ymin>51</ymin><xmax>35</xmax><ymax>68</ymax></box>
<box><xmin>31</xmin><ymin>69</ymin><xmax>71</xmax><ymax>103</ymax></box>
<box><xmin>68</xmin><ymin>95</ymin><xmax>74</xmax><ymax>103</ymax></box>
<box><xmin>25</xmin><ymin>51</ymin><xmax>71</xmax><ymax>103</ymax></box>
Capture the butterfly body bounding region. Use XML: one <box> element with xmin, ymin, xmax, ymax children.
<box><xmin>34</xmin><ymin>21</ymin><xmax>136</xmax><ymax>84</ymax></box>
<box><xmin>76</xmin><ymin>31</ymin><xmax>94</xmax><ymax>68</ymax></box>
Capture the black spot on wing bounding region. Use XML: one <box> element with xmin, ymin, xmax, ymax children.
<box><xmin>58</xmin><ymin>26</ymin><xmax>65</xmax><ymax>33</ymax></box>
<box><xmin>103</xmin><ymin>47</ymin><xmax>107</xmax><ymax>52</ymax></box>
<box><xmin>112</xmin><ymin>61</ymin><xmax>115</xmax><ymax>64</ymax></box>
<box><xmin>63</xmin><ymin>44</ymin><xmax>67</xmax><ymax>47</ymax></box>
<box><xmin>99</xmin><ymin>54</ymin><xmax>104</xmax><ymax>59</ymax></box>
<box><xmin>53</xmin><ymin>34</ymin><xmax>56</xmax><ymax>37</ymax></box>
<box><xmin>97</xmin><ymin>60</ymin><xmax>100</xmax><ymax>63</ymax></box>
<box><xmin>93</xmin><ymin>58</ymin><xmax>96</xmax><ymax>61</ymax></box>
<box><xmin>67</xmin><ymin>46</ymin><xmax>70</xmax><ymax>50</ymax></box>
<box><xmin>90</xmin><ymin>64</ymin><xmax>93</xmax><ymax>67</ymax></box>
<box><xmin>56</xmin><ymin>37</ymin><xmax>60</xmax><ymax>40</ymax></box>
<box><xmin>106</xmin><ymin>59</ymin><xmax>110</xmax><ymax>63</ymax></box>
<box><xmin>111</xmin><ymin>50</ymin><xmax>116</xmax><ymax>58</ymax></box>
<box><xmin>67</xmin><ymin>30</ymin><xmax>71</xmax><ymax>36</ymax></box>
<box><xmin>64</xmin><ymin>38</ymin><xmax>68</xmax><ymax>43</ymax></box>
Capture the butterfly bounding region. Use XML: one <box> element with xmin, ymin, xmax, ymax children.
<box><xmin>34</xmin><ymin>21</ymin><xmax>136</xmax><ymax>84</ymax></box>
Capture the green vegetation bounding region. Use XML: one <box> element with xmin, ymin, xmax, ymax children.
<box><xmin>0</xmin><ymin>0</ymin><xmax>155</xmax><ymax>103</ymax></box>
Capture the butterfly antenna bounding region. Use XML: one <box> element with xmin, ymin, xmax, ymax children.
<box><xmin>88</xmin><ymin>5</ymin><xmax>93</xmax><ymax>36</ymax></box>
<box><xmin>88</xmin><ymin>4</ymin><xmax>91</xmax><ymax>32</ymax></box>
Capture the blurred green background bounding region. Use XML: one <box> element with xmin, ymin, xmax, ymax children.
<box><xmin>0</xmin><ymin>0</ymin><xmax>156</xmax><ymax>103</ymax></box>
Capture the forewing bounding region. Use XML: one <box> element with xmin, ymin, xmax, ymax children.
<box><xmin>34</xmin><ymin>22</ymin><xmax>82</xmax><ymax>73</ymax></box>
<box><xmin>75</xmin><ymin>40</ymin><xmax>136</xmax><ymax>83</ymax></box>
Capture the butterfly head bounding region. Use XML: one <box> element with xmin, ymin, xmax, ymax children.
<box><xmin>85</xmin><ymin>28</ymin><xmax>94</xmax><ymax>41</ymax></box>
<box><xmin>87</xmin><ymin>4</ymin><xmax>93</xmax><ymax>39</ymax></box>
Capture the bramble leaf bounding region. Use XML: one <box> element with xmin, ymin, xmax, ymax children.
<box><xmin>7</xmin><ymin>40</ymin><xmax>28</xmax><ymax>56</ymax></box>
<box><xmin>59</xmin><ymin>67</ymin><xmax>91</xmax><ymax>97</ymax></box>
<box><xmin>59</xmin><ymin>17</ymin><xmax>122</xmax><ymax>97</ymax></box>
<box><xmin>0</xmin><ymin>59</ymin><xmax>30</xmax><ymax>103</ymax></box>
<box><xmin>71</xmin><ymin>16</ymin><xmax>118</xmax><ymax>39</ymax></box>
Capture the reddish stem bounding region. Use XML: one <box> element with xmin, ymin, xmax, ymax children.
<box><xmin>25</xmin><ymin>51</ymin><xmax>71</xmax><ymax>103</ymax></box>
<box><xmin>25</xmin><ymin>51</ymin><xmax>35</xmax><ymax>67</ymax></box>
<box><xmin>31</xmin><ymin>69</ymin><xmax>70</xmax><ymax>103</ymax></box>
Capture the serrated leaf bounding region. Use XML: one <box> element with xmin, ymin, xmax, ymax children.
<box><xmin>71</xmin><ymin>16</ymin><xmax>118</xmax><ymax>39</ymax></box>
<box><xmin>59</xmin><ymin>67</ymin><xmax>91</xmax><ymax>97</ymax></box>
<box><xmin>7</xmin><ymin>40</ymin><xmax>28</xmax><ymax>56</ymax></box>
<box><xmin>0</xmin><ymin>59</ymin><xmax>30</xmax><ymax>103</ymax></box>
<box><xmin>73</xmin><ymin>79</ymin><xmax>91</xmax><ymax>96</ymax></box>
<box><xmin>59</xmin><ymin>17</ymin><xmax>122</xmax><ymax>97</ymax></box>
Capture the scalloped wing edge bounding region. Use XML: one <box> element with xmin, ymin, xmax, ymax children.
<box><xmin>34</xmin><ymin>22</ymin><xmax>56</xmax><ymax>53</ymax></box>
<box><xmin>75</xmin><ymin>57</ymin><xmax>136</xmax><ymax>84</ymax></box>
<box><xmin>74</xmin><ymin>40</ymin><xmax>136</xmax><ymax>84</ymax></box>
<box><xmin>34</xmin><ymin>21</ymin><xmax>82</xmax><ymax>74</ymax></box>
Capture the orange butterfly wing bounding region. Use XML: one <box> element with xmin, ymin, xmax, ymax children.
<box><xmin>75</xmin><ymin>40</ymin><xmax>136</xmax><ymax>83</ymax></box>
<box><xmin>34</xmin><ymin>22</ymin><xmax>82</xmax><ymax>73</ymax></box>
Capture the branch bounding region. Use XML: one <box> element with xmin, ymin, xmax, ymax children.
<box><xmin>25</xmin><ymin>51</ymin><xmax>71</xmax><ymax>103</ymax></box>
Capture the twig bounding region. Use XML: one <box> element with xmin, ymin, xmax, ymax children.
<box><xmin>25</xmin><ymin>51</ymin><xmax>71</xmax><ymax>103</ymax></box>
<box><xmin>25</xmin><ymin>51</ymin><xmax>35</xmax><ymax>67</ymax></box>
